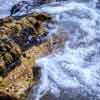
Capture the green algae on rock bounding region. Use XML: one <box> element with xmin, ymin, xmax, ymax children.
<box><xmin>0</xmin><ymin>12</ymin><xmax>53</xmax><ymax>100</ymax></box>
<box><xmin>0</xmin><ymin>38</ymin><xmax>21</xmax><ymax>77</ymax></box>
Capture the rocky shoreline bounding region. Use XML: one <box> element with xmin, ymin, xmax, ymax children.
<box><xmin>0</xmin><ymin>8</ymin><xmax>68</xmax><ymax>99</ymax></box>
<box><xmin>0</xmin><ymin>12</ymin><xmax>53</xmax><ymax>100</ymax></box>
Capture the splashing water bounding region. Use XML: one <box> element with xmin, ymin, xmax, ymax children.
<box><xmin>29</xmin><ymin>1</ymin><xmax>100</xmax><ymax>100</ymax></box>
<box><xmin>0</xmin><ymin>0</ymin><xmax>100</xmax><ymax>100</ymax></box>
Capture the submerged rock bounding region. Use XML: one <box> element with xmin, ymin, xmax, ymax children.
<box><xmin>10</xmin><ymin>0</ymin><xmax>56</xmax><ymax>16</ymax></box>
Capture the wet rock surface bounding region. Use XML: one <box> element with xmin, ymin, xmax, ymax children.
<box><xmin>0</xmin><ymin>5</ymin><xmax>68</xmax><ymax>99</ymax></box>
<box><xmin>1</xmin><ymin>0</ymin><xmax>100</xmax><ymax>100</ymax></box>
<box><xmin>0</xmin><ymin>11</ymin><xmax>54</xmax><ymax>100</ymax></box>
<box><xmin>0</xmin><ymin>38</ymin><xmax>21</xmax><ymax>77</ymax></box>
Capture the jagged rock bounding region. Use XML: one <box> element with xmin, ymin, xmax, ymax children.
<box><xmin>0</xmin><ymin>38</ymin><xmax>21</xmax><ymax>77</ymax></box>
<box><xmin>0</xmin><ymin>32</ymin><xmax>68</xmax><ymax>100</ymax></box>
<box><xmin>0</xmin><ymin>12</ymin><xmax>53</xmax><ymax>100</ymax></box>
<box><xmin>0</xmin><ymin>12</ymin><xmax>52</xmax><ymax>50</ymax></box>
<box><xmin>0</xmin><ymin>36</ymin><xmax>68</xmax><ymax>100</ymax></box>
<box><xmin>0</xmin><ymin>9</ymin><xmax>69</xmax><ymax>99</ymax></box>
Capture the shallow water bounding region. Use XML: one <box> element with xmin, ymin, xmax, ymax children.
<box><xmin>1</xmin><ymin>0</ymin><xmax>100</xmax><ymax>100</ymax></box>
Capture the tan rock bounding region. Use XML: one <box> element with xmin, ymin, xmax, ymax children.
<box><xmin>0</xmin><ymin>11</ymin><xmax>69</xmax><ymax>100</ymax></box>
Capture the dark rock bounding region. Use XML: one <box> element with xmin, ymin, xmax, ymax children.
<box><xmin>96</xmin><ymin>0</ymin><xmax>100</xmax><ymax>9</ymax></box>
<box><xmin>32</xmin><ymin>67</ymin><xmax>41</xmax><ymax>80</ymax></box>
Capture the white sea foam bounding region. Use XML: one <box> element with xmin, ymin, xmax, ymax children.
<box><xmin>33</xmin><ymin>1</ymin><xmax>100</xmax><ymax>100</ymax></box>
<box><xmin>0</xmin><ymin>0</ymin><xmax>100</xmax><ymax>100</ymax></box>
